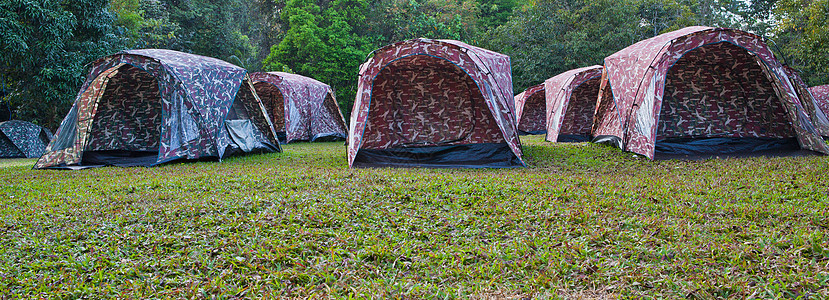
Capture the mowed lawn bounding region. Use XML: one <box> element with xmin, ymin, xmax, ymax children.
<box><xmin>1</xmin><ymin>135</ymin><xmax>828</xmax><ymax>299</ymax></box>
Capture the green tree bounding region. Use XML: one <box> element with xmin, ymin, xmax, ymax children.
<box><xmin>484</xmin><ymin>0</ymin><xmax>741</xmax><ymax>92</ymax></box>
<box><xmin>110</xmin><ymin>0</ymin><xmax>260</xmax><ymax>66</ymax></box>
<box><xmin>1</xmin><ymin>0</ymin><xmax>126</xmax><ymax>129</ymax></box>
<box><xmin>263</xmin><ymin>0</ymin><xmax>375</xmax><ymax>118</ymax></box>
<box><xmin>775</xmin><ymin>0</ymin><xmax>829</xmax><ymax>86</ymax></box>
<box><xmin>483</xmin><ymin>0</ymin><xmax>644</xmax><ymax>92</ymax></box>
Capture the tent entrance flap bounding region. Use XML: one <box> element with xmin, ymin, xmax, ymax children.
<box><xmin>364</xmin><ymin>54</ymin><xmax>505</xmax><ymax>149</ymax></box>
<box><xmin>518</xmin><ymin>91</ymin><xmax>546</xmax><ymax>133</ymax></box>
<box><xmin>226</xmin><ymin>119</ymin><xmax>269</xmax><ymax>152</ymax></box>
<box><xmin>656</xmin><ymin>42</ymin><xmax>797</xmax><ymax>154</ymax></box>
<box><xmin>253</xmin><ymin>82</ymin><xmax>286</xmax><ymax>142</ymax></box>
<box><xmin>353</xmin><ymin>143</ymin><xmax>521</xmax><ymax>168</ymax></box>
<box><xmin>85</xmin><ymin>64</ymin><xmax>163</xmax><ymax>154</ymax></box>
<box><xmin>224</xmin><ymin>87</ymin><xmax>278</xmax><ymax>154</ymax></box>
<box><xmin>80</xmin><ymin>64</ymin><xmax>162</xmax><ymax>165</ymax></box>
<box><xmin>561</xmin><ymin>76</ymin><xmax>601</xmax><ymax>137</ymax></box>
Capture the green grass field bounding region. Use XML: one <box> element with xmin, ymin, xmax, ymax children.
<box><xmin>2</xmin><ymin>135</ymin><xmax>828</xmax><ymax>298</ymax></box>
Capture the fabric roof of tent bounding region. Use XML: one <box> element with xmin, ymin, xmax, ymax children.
<box><xmin>514</xmin><ymin>84</ymin><xmax>546</xmax><ymax>135</ymax></box>
<box><xmin>783</xmin><ymin>66</ymin><xmax>829</xmax><ymax>137</ymax></box>
<box><xmin>811</xmin><ymin>85</ymin><xmax>829</xmax><ymax>118</ymax></box>
<box><xmin>591</xmin><ymin>26</ymin><xmax>829</xmax><ymax>159</ymax></box>
<box><xmin>0</xmin><ymin>120</ymin><xmax>53</xmax><ymax>158</ymax></box>
<box><xmin>348</xmin><ymin>38</ymin><xmax>524</xmax><ymax>168</ymax></box>
<box><xmin>544</xmin><ymin>65</ymin><xmax>604</xmax><ymax>143</ymax></box>
<box><xmin>250</xmin><ymin>72</ymin><xmax>348</xmax><ymax>143</ymax></box>
<box><xmin>35</xmin><ymin>49</ymin><xmax>280</xmax><ymax>169</ymax></box>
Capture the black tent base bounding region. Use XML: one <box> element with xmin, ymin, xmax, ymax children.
<box><xmin>518</xmin><ymin>130</ymin><xmax>547</xmax><ymax>136</ymax></box>
<box><xmin>81</xmin><ymin>150</ymin><xmax>160</xmax><ymax>167</ymax></box>
<box><xmin>556</xmin><ymin>134</ymin><xmax>591</xmax><ymax>143</ymax></box>
<box><xmin>353</xmin><ymin>142</ymin><xmax>523</xmax><ymax>168</ymax></box>
<box><xmin>653</xmin><ymin>137</ymin><xmax>818</xmax><ymax>160</ymax></box>
<box><xmin>311</xmin><ymin>132</ymin><xmax>347</xmax><ymax>142</ymax></box>
<box><xmin>277</xmin><ymin>132</ymin><xmax>347</xmax><ymax>144</ymax></box>
<box><xmin>276</xmin><ymin>131</ymin><xmax>288</xmax><ymax>144</ymax></box>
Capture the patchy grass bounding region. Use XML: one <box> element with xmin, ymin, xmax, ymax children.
<box><xmin>0</xmin><ymin>158</ymin><xmax>36</xmax><ymax>169</ymax></box>
<box><xmin>1</xmin><ymin>135</ymin><xmax>828</xmax><ymax>298</ymax></box>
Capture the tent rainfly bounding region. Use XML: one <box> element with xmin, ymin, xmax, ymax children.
<box><xmin>35</xmin><ymin>49</ymin><xmax>280</xmax><ymax>169</ymax></box>
<box><xmin>783</xmin><ymin>66</ymin><xmax>829</xmax><ymax>137</ymax></box>
<box><xmin>544</xmin><ymin>65</ymin><xmax>604</xmax><ymax>143</ymax></box>
<box><xmin>514</xmin><ymin>84</ymin><xmax>546</xmax><ymax>135</ymax></box>
<box><xmin>348</xmin><ymin>38</ymin><xmax>524</xmax><ymax>168</ymax></box>
<box><xmin>811</xmin><ymin>85</ymin><xmax>829</xmax><ymax>119</ymax></box>
<box><xmin>250</xmin><ymin>72</ymin><xmax>348</xmax><ymax>143</ymax></box>
<box><xmin>0</xmin><ymin>120</ymin><xmax>53</xmax><ymax>158</ymax></box>
<box><xmin>591</xmin><ymin>26</ymin><xmax>829</xmax><ymax>159</ymax></box>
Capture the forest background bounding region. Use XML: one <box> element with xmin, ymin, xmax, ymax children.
<box><xmin>2</xmin><ymin>0</ymin><xmax>827</xmax><ymax>129</ymax></box>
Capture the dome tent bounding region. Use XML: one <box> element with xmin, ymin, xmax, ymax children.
<box><xmin>810</xmin><ymin>85</ymin><xmax>829</xmax><ymax>120</ymax></box>
<box><xmin>36</xmin><ymin>49</ymin><xmax>280</xmax><ymax>169</ymax></box>
<box><xmin>348</xmin><ymin>38</ymin><xmax>524</xmax><ymax>168</ymax></box>
<box><xmin>250</xmin><ymin>72</ymin><xmax>347</xmax><ymax>143</ymax></box>
<box><xmin>544</xmin><ymin>65</ymin><xmax>604</xmax><ymax>143</ymax></box>
<box><xmin>0</xmin><ymin>120</ymin><xmax>53</xmax><ymax>158</ymax></box>
<box><xmin>591</xmin><ymin>26</ymin><xmax>829</xmax><ymax>159</ymax></box>
<box><xmin>514</xmin><ymin>84</ymin><xmax>546</xmax><ymax>135</ymax></box>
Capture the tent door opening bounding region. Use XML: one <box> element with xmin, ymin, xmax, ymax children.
<box><xmin>655</xmin><ymin>42</ymin><xmax>799</xmax><ymax>157</ymax></box>
<box><xmin>557</xmin><ymin>76</ymin><xmax>601</xmax><ymax>142</ymax></box>
<box><xmin>253</xmin><ymin>82</ymin><xmax>287</xmax><ymax>143</ymax></box>
<box><xmin>224</xmin><ymin>83</ymin><xmax>275</xmax><ymax>155</ymax></box>
<box><xmin>82</xmin><ymin>64</ymin><xmax>162</xmax><ymax>167</ymax></box>
<box><xmin>355</xmin><ymin>54</ymin><xmax>518</xmax><ymax>167</ymax></box>
<box><xmin>518</xmin><ymin>91</ymin><xmax>547</xmax><ymax>135</ymax></box>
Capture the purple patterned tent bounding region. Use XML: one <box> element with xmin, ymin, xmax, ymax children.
<box><xmin>250</xmin><ymin>72</ymin><xmax>347</xmax><ymax>143</ymax></box>
<box><xmin>592</xmin><ymin>26</ymin><xmax>829</xmax><ymax>159</ymax></box>
<box><xmin>0</xmin><ymin>120</ymin><xmax>53</xmax><ymax>158</ymax></box>
<box><xmin>36</xmin><ymin>49</ymin><xmax>280</xmax><ymax>169</ymax></box>
<box><xmin>514</xmin><ymin>84</ymin><xmax>546</xmax><ymax>135</ymax></box>
<box><xmin>349</xmin><ymin>38</ymin><xmax>524</xmax><ymax>168</ymax></box>
<box><xmin>811</xmin><ymin>85</ymin><xmax>829</xmax><ymax>119</ymax></box>
<box><xmin>544</xmin><ymin>65</ymin><xmax>603</xmax><ymax>143</ymax></box>
<box><xmin>783</xmin><ymin>66</ymin><xmax>829</xmax><ymax>137</ymax></box>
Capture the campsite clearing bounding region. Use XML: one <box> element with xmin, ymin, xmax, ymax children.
<box><xmin>1</xmin><ymin>135</ymin><xmax>828</xmax><ymax>298</ymax></box>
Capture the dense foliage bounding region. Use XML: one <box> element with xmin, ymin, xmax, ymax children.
<box><xmin>0</xmin><ymin>0</ymin><xmax>125</xmax><ymax>129</ymax></box>
<box><xmin>1</xmin><ymin>0</ymin><xmax>827</xmax><ymax>127</ymax></box>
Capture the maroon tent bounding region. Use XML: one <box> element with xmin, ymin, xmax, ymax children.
<box><xmin>36</xmin><ymin>49</ymin><xmax>279</xmax><ymax>169</ymax></box>
<box><xmin>544</xmin><ymin>65</ymin><xmax>603</xmax><ymax>143</ymax></box>
<box><xmin>811</xmin><ymin>85</ymin><xmax>829</xmax><ymax>119</ymax></box>
<box><xmin>783</xmin><ymin>67</ymin><xmax>829</xmax><ymax>137</ymax></box>
<box><xmin>348</xmin><ymin>38</ymin><xmax>524</xmax><ymax>168</ymax></box>
<box><xmin>250</xmin><ymin>72</ymin><xmax>347</xmax><ymax>143</ymax></box>
<box><xmin>514</xmin><ymin>84</ymin><xmax>546</xmax><ymax>135</ymax></box>
<box><xmin>592</xmin><ymin>26</ymin><xmax>829</xmax><ymax>158</ymax></box>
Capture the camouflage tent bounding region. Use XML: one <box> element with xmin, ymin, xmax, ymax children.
<box><xmin>0</xmin><ymin>120</ymin><xmax>53</xmax><ymax>158</ymax></box>
<box><xmin>783</xmin><ymin>67</ymin><xmax>829</xmax><ymax>137</ymax></box>
<box><xmin>592</xmin><ymin>26</ymin><xmax>829</xmax><ymax>159</ymax></box>
<box><xmin>544</xmin><ymin>65</ymin><xmax>604</xmax><ymax>143</ymax></box>
<box><xmin>811</xmin><ymin>85</ymin><xmax>829</xmax><ymax>118</ymax></box>
<box><xmin>250</xmin><ymin>72</ymin><xmax>347</xmax><ymax>143</ymax></box>
<box><xmin>36</xmin><ymin>49</ymin><xmax>280</xmax><ymax>169</ymax></box>
<box><xmin>349</xmin><ymin>38</ymin><xmax>524</xmax><ymax>168</ymax></box>
<box><xmin>514</xmin><ymin>84</ymin><xmax>546</xmax><ymax>135</ymax></box>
